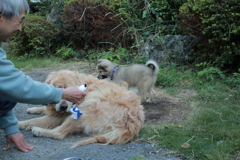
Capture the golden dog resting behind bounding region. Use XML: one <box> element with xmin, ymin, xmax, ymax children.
<box><xmin>18</xmin><ymin>70</ymin><xmax>145</xmax><ymax>148</ymax></box>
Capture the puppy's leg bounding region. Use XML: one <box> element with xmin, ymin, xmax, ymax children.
<box><xmin>32</xmin><ymin>116</ymin><xmax>80</xmax><ymax>139</ymax></box>
<box><xmin>116</xmin><ymin>80</ymin><xmax>129</xmax><ymax>89</ymax></box>
<box><xmin>18</xmin><ymin>116</ymin><xmax>65</xmax><ymax>130</ymax></box>
<box><xmin>146</xmin><ymin>87</ymin><xmax>156</xmax><ymax>103</ymax></box>
<box><xmin>26</xmin><ymin>106</ymin><xmax>47</xmax><ymax>115</ymax></box>
<box><xmin>137</xmin><ymin>78</ymin><xmax>154</xmax><ymax>103</ymax></box>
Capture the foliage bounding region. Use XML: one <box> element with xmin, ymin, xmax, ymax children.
<box><xmin>61</xmin><ymin>0</ymin><xmax>123</xmax><ymax>50</ymax></box>
<box><xmin>109</xmin><ymin>0</ymin><xmax>187</xmax><ymax>49</ymax></box>
<box><xmin>56</xmin><ymin>45</ymin><xmax>78</xmax><ymax>60</ymax></box>
<box><xmin>9</xmin><ymin>15</ymin><xmax>59</xmax><ymax>58</ymax></box>
<box><xmin>179</xmin><ymin>0</ymin><xmax>240</xmax><ymax>72</ymax></box>
<box><xmin>196</xmin><ymin>62</ymin><xmax>226</xmax><ymax>80</ymax></box>
<box><xmin>87</xmin><ymin>47</ymin><xmax>147</xmax><ymax>65</ymax></box>
<box><xmin>224</xmin><ymin>69</ymin><xmax>240</xmax><ymax>90</ymax></box>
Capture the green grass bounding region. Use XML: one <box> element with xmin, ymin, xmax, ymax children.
<box><xmin>7</xmin><ymin>57</ymin><xmax>240</xmax><ymax>159</ymax></box>
<box><xmin>8</xmin><ymin>56</ymin><xmax>91</xmax><ymax>71</ymax></box>
<box><xmin>9</xmin><ymin>57</ymin><xmax>61</xmax><ymax>70</ymax></box>
<box><xmin>138</xmin><ymin>65</ymin><xmax>240</xmax><ymax>160</ymax></box>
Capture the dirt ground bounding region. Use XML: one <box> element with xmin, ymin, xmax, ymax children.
<box><xmin>0</xmin><ymin>61</ymin><xmax>195</xmax><ymax>160</ymax></box>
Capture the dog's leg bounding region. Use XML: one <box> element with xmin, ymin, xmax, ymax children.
<box><xmin>26</xmin><ymin>106</ymin><xmax>47</xmax><ymax>115</ymax></box>
<box><xmin>146</xmin><ymin>88</ymin><xmax>156</xmax><ymax>103</ymax></box>
<box><xmin>18</xmin><ymin>116</ymin><xmax>65</xmax><ymax>130</ymax></box>
<box><xmin>115</xmin><ymin>80</ymin><xmax>128</xmax><ymax>89</ymax></box>
<box><xmin>137</xmin><ymin>78</ymin><xmax>154</xmax><ymax>103</ymax></box>
<box><xmin>137</xmin><ymin>85</ymin><xmax>147</xmax><ymax>103</ymax></box>
<box><xmin>31</xmin><ymin>116</ymin><xmax>80</xmax><ymax>139</ymax></box>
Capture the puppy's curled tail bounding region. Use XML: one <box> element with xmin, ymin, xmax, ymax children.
<box><xmin>145</xmin><ymin>60</ymin><xmax>159</xmax><ymax>76</ymax></box>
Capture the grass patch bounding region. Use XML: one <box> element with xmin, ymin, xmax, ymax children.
<box><xmin>8</xmin><ymin>56</ymin><xmax>91</xmax><ymax>71</ymax></box>
<box><xmin>138</xmin><ymin>65</ymin><xmax>240</xmax><ymax>160</ymax></box>
<box><xmin>9</xmin><ymin>57</ymin><xmax>61</xmax><ymax>70</ymax></box>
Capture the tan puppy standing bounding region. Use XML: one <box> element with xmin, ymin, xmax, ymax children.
<box><xmin>97</xmin><ymin>59</ymin><xmax>159</xmax><ymax>103</ymax></box>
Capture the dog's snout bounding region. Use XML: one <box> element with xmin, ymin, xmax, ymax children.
<box><xmin>98</xmin><ymin>75</ymin><xmax>107</xmax><ymax>79</ymax></box>
<box><xmin>60</xmin><ymin>102</ymin><xmax>68</xmax><ymax>112</ymax></box>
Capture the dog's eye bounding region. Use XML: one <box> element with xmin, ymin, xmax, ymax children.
<box><xmin>100</xmin><ymin>71</ymin><xmax>102</xmax><ymax>73</ymax></box>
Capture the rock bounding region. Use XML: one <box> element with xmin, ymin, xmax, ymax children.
<box><xmin>139</xmin><ymin>35</ymin><xmax>197</xmax><ymax>63</ymax></box>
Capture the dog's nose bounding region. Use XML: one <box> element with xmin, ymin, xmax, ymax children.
<box><xmin>60</xmin><ymin>102</ymin><xmax>68</xmax><ymax>112</ymax></box>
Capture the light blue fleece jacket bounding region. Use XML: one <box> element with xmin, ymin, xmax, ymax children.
<box><xmin>0</xmin><ymin>48</ymin><xmax>63</xmax><ymax>136</ymax></box>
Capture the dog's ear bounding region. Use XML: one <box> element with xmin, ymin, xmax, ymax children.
<box><xmin>98</xmin><ymin>64</ymin><xmax>108</xmax><ymax>71</ymax></box>
<box><xmin>45</xmin><ymin>77</ymin><xmax>51</xmax><ymax>84</ymax></box>
<box><xmin>98</xmin><ymin>59</ymin><xmax>105</xmax><ymax>64</ymax></box>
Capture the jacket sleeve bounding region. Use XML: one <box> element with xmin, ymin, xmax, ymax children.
<box><xmin>0</xmin><ymin>109</ymin><xmax>20</xmax><ymax>136</ymax></box>
<box><xmin>0</xmin><ymin>48</ymin><xmax>62</xmax><ymax>105</ymax></box>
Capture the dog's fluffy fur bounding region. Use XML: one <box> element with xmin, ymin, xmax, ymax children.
<box><xmin>97</xmin><ymin>59</ymin><xmax>159</xmax><ymax>103</ymax></box>
<box><xmin>18</xmin><ymin>70</ymin><xmax>145</xmax><ymax>148</ymax></box>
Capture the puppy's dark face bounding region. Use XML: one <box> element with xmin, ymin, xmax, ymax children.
<box><xmin>97</xmin><ymin>67</ymin><xmax>109</xmax><ymax>79</ymax></box>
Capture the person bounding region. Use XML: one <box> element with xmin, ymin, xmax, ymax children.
<box><xmin>0</xmin><ymin>0</ymin><xmax>86</xmax><ymax>152</ymax></box>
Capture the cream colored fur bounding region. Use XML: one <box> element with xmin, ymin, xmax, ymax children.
<box><xmin>97</xmin><ymin>59</ymin><xmax>159</xmax><ymax>103</ymax></box>
<box><xmin>18</xmin><ymin>70</ymin><xmax>145</xmax><ymax>148</ymax></box>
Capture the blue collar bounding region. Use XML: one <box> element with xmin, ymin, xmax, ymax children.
<box><xmin>110</xmin><ymin>67</ymin><xmax>118</xmax><ymax>80</ymax></box>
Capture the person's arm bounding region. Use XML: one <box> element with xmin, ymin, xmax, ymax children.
<box><xmin>0</xmin><ymin>109</ymin><xmax>19</xmax><ymax>135</ymax></box>
<box><xmin>0</xmin><ymin>48</ymin><xmax>86</xmax><ymax>105</ymax></box>
<box><xmin>0</xmin><ymin>110</ymin><xmax>34</xmax><ymax>152</ymax></box>
<box><xmin>0</xmin><ymin>48</ymin><xmax>62</xmax><ymax>105</ymax></box>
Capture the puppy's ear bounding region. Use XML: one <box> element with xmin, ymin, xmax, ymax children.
<box><xmin>98</xmin><ymin>64</ymin><xmax>108</xmax><ymax>71</ymax></box>
<box><xmin>98</xmin><ymin>59</ymin><xmax>105</xmax><ymax>63</ymax></box>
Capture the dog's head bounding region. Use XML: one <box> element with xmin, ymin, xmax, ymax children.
<box><xmin>97</xmin><ymin>59</ymin><xmax>116</xmax><ymax>79</ymax></box>
<box><xmin>45</xmin><ymin>70</ymin><xmax>84</xmax><ymax>113</ymax></box>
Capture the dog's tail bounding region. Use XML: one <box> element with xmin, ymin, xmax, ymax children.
<box><xmin>71</xmin><ymin>136</ymin><xmax>108</xmax><ymax>148</ymax></box>
<box><xmin>145</xmin><ymin>60</ymin><xmax>159</xmax><ymax>76</ymax></box>
<box><xmin>71</xmin><ymin>122</ymin><xmax>142</xmax><ymax>148</ymax></box>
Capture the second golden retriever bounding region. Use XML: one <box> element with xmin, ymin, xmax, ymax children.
<box><xmin>18</xmin><ymin>70</ymin><xmax>145</xmax><ymax>148</ymax></box>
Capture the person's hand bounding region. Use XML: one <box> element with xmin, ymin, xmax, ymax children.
<box><xmin>62</xmin><ymin>86</ymin><xmax>86</xmax><ymax>104</ymax></box>
<box><xmin>4</xmin><ymin>132</ymin><xmax>34</xmax><ymax>152</ymax></box>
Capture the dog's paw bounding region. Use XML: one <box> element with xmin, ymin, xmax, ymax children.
<box><xmin>26</xmin><ymin>126</ymin><xmax>32</xmax><ymax>131</ymax></box>
<box><xmin>32</xmin><ymin>127</ymin><xmax>42</xmax><ymax>137</ymax></box>
<box><xmin>26</xmin><ymin>107</ymin><xmax>46</xmax><ymax>115</ymax></box>
<box><xmin>26</xmin><ymin>108</ymin><xmax>38</xmax><ymax>114</ymax></box>
<box><xmin>17</xmin><ymin>121</ymin><xmax>27</xmax><ymax>129</ymax></box>
<box><xmin>145</xmin><ymin>98</ymin><xmax>152</xmax><ymax>103</ymax></box>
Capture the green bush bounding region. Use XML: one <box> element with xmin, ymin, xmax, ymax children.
<box><xmin>10</xmin><ymin>15</ymin><xmax>60</xmax><ymax>58</ymax></box>
<box><xmin>106</xmin><ymin>0</ymin><xmax>187</xmax><ymax>49</ymax></box>
<box><xmin>56</xmin><ymin>45</ymin><xmax>78</xmax><ymax>60</ymax></box>
<box><xmin>179</xmin><ymin>0</ymin><xmax>240</xmax><ymax>72</ymax></box>
<box><xmin>87</xmin><ymin>47</ymin><xmax>147</xmax><ymax>65</ymax></box>
<box><xmin>61</xmin><ymin>0</ymin><xmax>123</xmax><ymax>50</ymax></box>
<box><xmin>54</xmin><ymin>0</ymin><xmax>186</xmax><ymax>52</ymax></box>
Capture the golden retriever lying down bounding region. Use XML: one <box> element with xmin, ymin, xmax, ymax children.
<box><xmin>18</xmin><ymin>70</ymin><xmax>145</xmax><ymax>148</ymax></box>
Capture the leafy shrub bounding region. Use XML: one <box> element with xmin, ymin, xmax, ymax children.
<box><xmin>224</xmin><ymin>69</ymin><xmax>240</xmax><ymax>90</ymax></box>
<box><xmin>196</xmin><ymin>62</ymin><xmax>226</xmax><ymax>80</ymax></box>
<box><xmin>10</xmin><ymin>14</ymin><xmax>59</xmax><ymax>58</ymax></box>
<box><xmin>56</xmin><ymin>45</ymin><xmax>78</xmax><ymax>60</ymax></box>
<box><xmin>107</xmin><ymin>0</ymin><xmax>187</xmax><ymax>49</ymax></box>
<box><xmin>87</xmin><ymin>47</ymin><xmax>147</xmax><ymax>65</ymax></box>
<box><xmin>61</xmin><ymin>0</ymin><xmax>123</xmax><ymax>50</ymax></box>
<box><xmin>179</xmin><ymin>0</ymin><xmax>240</xmax><ymax>72</ymax></box>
